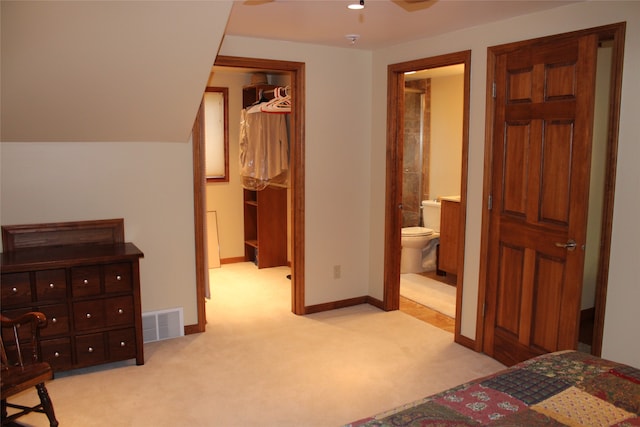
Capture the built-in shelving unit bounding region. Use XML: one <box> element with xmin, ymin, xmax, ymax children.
<box><xmin>243</xmin><ymin>187</ymin><xmax>287</xmax><ymax>268</ymax></box>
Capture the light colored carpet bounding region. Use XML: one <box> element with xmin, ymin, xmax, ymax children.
<box><xmin>400</xmin><ymin>273</ymin><xmax>456</xmax><ymax>318</ymax></box>
<box><xmin>10</xmin><ymin>262</ymin><xmax>504</xmax><ymax>427</ymax></box>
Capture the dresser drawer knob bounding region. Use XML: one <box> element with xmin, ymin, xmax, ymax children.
<box><xmin>52</xmin><ymin>317</ymin><xmax>57</xmax><ymax>323</ymax></box>
<box><xmin>54</xmin><ymin>352</ymin><xmax>60</xmax><ymax>357</ymax></box>
<box><xmin>120</xmin><ymin>341</ymin><xmax>126</xmax><ymax>347</ymax></box>
<box><xmin>116</xmin><ymin>275</ymin><xmax>122</xmax><ymax>281</ymax></box>
<box><xmin>12</xmin><ymin>287</ymin><xmax>17</xmax><ymax>293</ymax></box>
<box><xmin>83</xmin><ymin>279</ymin><xmax>89</xmax><ymax>285</ymax></box>
<box><xmin>49</xmin><ymin>283</ymin><xmax>55</xmax><ymax>288</ymax></box>
<box><xmin>118</xmin><ymin>308</ymin><xmax>124</xmax><ymax>315</ymax></box>
<box><xmin>88</xmin><ymin>347</ymin><xmax>94</xmax><ymax>353</ymax></box>
<box><xmin>86</xmin><ymin>313</ymin><xmax>92</xmax><ymax>319</ymax></box>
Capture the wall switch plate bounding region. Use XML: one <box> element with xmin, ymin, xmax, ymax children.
<box><xmin>333</xmin><ymin>265</ymin><xmax>341</xmax><ymax>279</ymax></box>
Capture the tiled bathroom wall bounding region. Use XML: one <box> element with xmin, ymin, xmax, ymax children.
<box><xmin>402</xmin><ymin>79</ymin><xmax>430</xmax><ymax>228</ymax></box>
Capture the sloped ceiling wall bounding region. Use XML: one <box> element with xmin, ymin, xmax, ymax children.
<box><xmin>1</xmin><ymin>1</ymin><xmax>233</xmax><ymax>142</ymax></box>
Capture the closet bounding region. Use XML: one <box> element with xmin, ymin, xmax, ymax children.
<box><xmin>241</xmin><ymin>83</ymin><xmax>289</xmax><ymax>268</ymax></box>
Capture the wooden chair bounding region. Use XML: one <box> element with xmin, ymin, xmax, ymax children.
<box><xmin>1</xmin><ymin>312</ymin><xmax>58</xmax><ymax>427</ymax></box>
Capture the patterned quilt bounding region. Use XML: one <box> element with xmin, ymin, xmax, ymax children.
<box><xmin>345</xmin><ymin>351</ymin><xmax>640</xmax><ymax>426</ymax></box>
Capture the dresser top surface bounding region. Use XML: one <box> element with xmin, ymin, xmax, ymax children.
<box><xmin>1</xmin><ymin>242</ymin><xmax>143</xmax><ymax>272</ymax></box>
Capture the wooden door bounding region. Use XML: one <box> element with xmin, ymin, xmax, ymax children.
<box><xmin>483</xmin><ymin>34</ymin><xmax>598</xmax><ymax>366</ymax></box>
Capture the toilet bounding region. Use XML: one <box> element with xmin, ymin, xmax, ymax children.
<box><xmin>400</xmin><ymin>200</ymin><xmax>441</xmax><ymax>274</ymax></box>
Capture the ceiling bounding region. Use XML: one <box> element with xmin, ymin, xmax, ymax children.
<box><xmin>225</xmin><ymin>0</ymin><xmax>578</xmax><ymax>50</ymax></box>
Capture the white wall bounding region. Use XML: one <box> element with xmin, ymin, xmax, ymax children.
<box><xmin>582</xmin><ymin>45</ymin><xmax>612</xmax><ymax>310</ymax></box>
<box><xmin>0</xmin><ymin>0</ymin><xmax>233</xmax><ymax>327</ymax></box>
<box><xmin>430</xmin><ymin>74</ymin><xmax>463</xmax><ymax>200</ymax></box>
<box><xmin>370</xmin><ymin>1</ymin><xmax>640</xmax><ymax>367</ymax></box>
<box><xmin>205</xmin><ymin>70</ymin><xmax>253</xmax><ymax>261</ymax></box>
<box><xmin>1</xmin><ymin>1</ymin><xmax>232</xmax><ymax>142</ymax></box>
<box><xmin>218</xmin><ymin>37</ymin><xmax>373</xmax><ymax>305</ymax></box>
<box><xmin>0</xmin><ymin>141</ymin><xmax>198</xmax><ymax>323</ymax></box>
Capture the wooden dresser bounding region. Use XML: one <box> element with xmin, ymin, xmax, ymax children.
<box><xmin>0</xmin><ymin>219</ymin><xmax>144</xmax><ymax>372</ymax></box>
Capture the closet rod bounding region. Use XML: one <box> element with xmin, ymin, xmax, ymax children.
<box><xmin>261</xmin><ymin>86</ymin><xmax>290</xmax><ymax>96</ymax></box>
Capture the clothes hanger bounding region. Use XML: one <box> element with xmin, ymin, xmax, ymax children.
<box><xmin>261</xmin><ymin>86</ymin><xmax>291</xmax><ymax>113</ymax></box>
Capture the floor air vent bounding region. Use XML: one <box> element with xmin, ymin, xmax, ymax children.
<box><xmin>142</xmin><ymin>308</ymin><xmax>184</xmax><ymax>343</ymax></box>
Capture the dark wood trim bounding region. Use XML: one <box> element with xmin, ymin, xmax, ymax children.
<box><xmin>2</xmin><ymin>218</ymin><xmax>125</xmax><ymax>251</ymax></box>
<box><xmin>453</xmin><ymin>52</ymin><xmax>472</xmax><ymax>349</ymax></box>
<box><xmin>385</xmin><ymin>51</ymin><xmax>472</xmax><ymax>346</ymax></box>
<box><xmin>383</xmin><ymin>63</ymin><xmax>403</xmax><ymax>312</ymax></box>
<box><xmin>204</xmin><ymin>86</ymin><xmax>230</xmax><ymax>183</ymax></box>
<box><xmin>304</xmin><ymin>296</ymin><xmax>369</xmax><ymax>314</ymax></box>
<box><xmin>220</xmin><ymin>256</ymin><xmax>247</xmax><ymax>265</ymax></box>
<box><xmin>478</xmin><ymin>22</ymin><xmax>626</xmax><ymax>356</ymax></box>
<box><xmin>191</xmin><ymin>100</ymin><xmax>207</xmax><ymax>334</ymax></box>
<box><xmin>484</xmin><ymin>22</ymin><xmax>626</xmax><ymax>56</ymax></box>
<box><xmin>218</xmin><ymin>257</ymin><xmax>291</xmax><ymax>266</ymax></box>
<box><xmin>290</xmin><ymin>62</ymin><xmax>307</xmax><ymax>315</ymax></box>
<box><xmin>592</xmin><ymin>22</ymin><xmax>626</xmax><ymax>357</ymax></box>
<box><xmin>477</xmin><ymin>47</ymin><xmax>498</xmax><ymax>354</ymax></box>
<box><xmin>183</xmin><ymin>324</ymin><xmax>201</xmax><ymax>335</ymax></box>
<box><xmin>366</xmin><ymin>296</ymin><xmax>385</xmax><ymax>310</ymax></box>
<box><xmin>455</xmin><ymin>333</ymin><xmax>476</xmax><ymax>351</ymax></box>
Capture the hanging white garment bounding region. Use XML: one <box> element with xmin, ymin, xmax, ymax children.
<box><xmin>239</xmin><ymin>107</ymin><xmax>289</xmax><ymax>190</ymax></box>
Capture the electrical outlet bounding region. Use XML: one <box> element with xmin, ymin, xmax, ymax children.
<box><xmin>333</xmin><ymin>265</ymin><xmax>341</xmax><ymax>279</ymax></box>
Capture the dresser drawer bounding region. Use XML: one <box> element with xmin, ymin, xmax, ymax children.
<box><xmin>35</xmin><ymin>269</ymin><xmax>67</xmax><ymax>301</ymax></box>
<box><xmin>104</xmin><ymin>262</ymin><xmax>132</xmax><ymax>293</ymax></box>
<box><xmin>38</xmin><ymin>303</ymin><xmax>70</xmax><ymax>337</ymax></box>
<box><xmin>71</xmin><ymin>265</ymin><xmax>101</xmax><ymax>297</ymax></box>
<box><xmin>105</xmin><ymin>296</ymin><xmax>134</xmax><ymax>327</ymax></box>
<box><xmin>75</xmin><ymin>333</ymin><xmax>107</xmax><ymax>366</ymax></box>
<box><xmin>108</xmin><ymin>328</ymin><xmax>137</xmax><ymax>360</ymax></box>
<box><xmin>1</xmin><ymin>272</ymin><xmax>32</xmax><ymax>306</ymax></box>
<box><xmin>40</xmin><ymin>337</ymin><xmax>73</xmax><ymax>371</ymax></box>
<box><xmin>73</xmin><ymin>300</ymin><xmax>106</xmax><ymax>331</ymax></box>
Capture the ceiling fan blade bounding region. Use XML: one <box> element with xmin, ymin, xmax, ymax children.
<box><xmin>392</xmin><ymin>0</ymin><xmax>436</xmax><ymax>12</ymax></box>
<box><xmin>243</xmin><ymin>0</ymin><xmax>274</xmax><ymax>5</ymax></box>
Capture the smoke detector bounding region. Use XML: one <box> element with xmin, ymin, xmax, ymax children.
<box><xmin>345</xmin><ymin>34</ymin><xmax>360</xmax><ymax>45</ymax></box>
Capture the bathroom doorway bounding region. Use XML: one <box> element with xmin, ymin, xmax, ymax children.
<box><xmin>383</xmin><ymin>51</ymin><xmax>471</xmax><ymax>342</ymax></box>
<box><xmin>400</xmin><ymin>64</ymin><xmax>464</xmax><ymax>327</ymax></box>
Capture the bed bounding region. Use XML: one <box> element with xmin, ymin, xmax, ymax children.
<box><xmin>346</xmin><ymin>350</ymin><xmax>640</xmax><ymax>426</ymax></box>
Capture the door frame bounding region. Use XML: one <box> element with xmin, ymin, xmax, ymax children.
<box><xmin>384</xmin><ymin>50</ymin><xmax>471</xmax><ymax>346</ymax></box>
<box><xmin>478</xmin><ymin>22</ymin><xmax>626</xmax><ymax>356</ymax></box>
<box><xmin>190</xmin><ymin>56</ymin><xmax>306</xmax><ymax>333</ymax></box>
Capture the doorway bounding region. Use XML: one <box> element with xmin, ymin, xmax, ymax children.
<box><xmin>479</xmin><ymin>23</ymin><xmax>625</xmax><ymax>365</ymax></box>
<box><xmin>191</xmin><ymin>56</ymin><xmax>306</xmax><ymax>333</ymax></box>
<box><xmin>384</xmin><ymin>51</ymin><xmax>471</xmax><ymax>342</ymax></box>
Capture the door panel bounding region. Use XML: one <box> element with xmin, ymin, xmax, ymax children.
<box><xmin>495</xmin><ymin>244</ymin><xmax>524</xmax><ymax>335</ymax></box>
<box><xmin>484</xmin><ymin>34</ymin><xmax>598</xmax><ymax>366</ymax></box>
<box><xmin>503</xmin><ymin>123</ymin><xmax>529</xmax><ymax>216</ymax></box>
<box><xmin>532</xmin><ymin>255</ymin><xmax>564</xmax><ymax>351</ymax></box>
<box><xmin>540</xmin><ymin>121</ymin><xmax>573</xmax><ymax>224</ymax></box>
